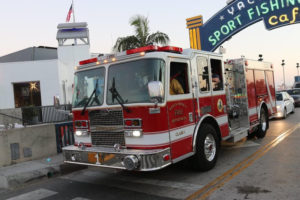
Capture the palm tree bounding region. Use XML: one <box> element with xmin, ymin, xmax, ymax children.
<box><xmin>113</xmin><ymin>15</ymin><xmax>170</xmax><ymax>52</ymax></box>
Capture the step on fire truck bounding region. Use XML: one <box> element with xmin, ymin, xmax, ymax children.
<box><xmin>63</xmin><ymin>45</ymin><xmax>276</xmax><ymax>171</ymax></box>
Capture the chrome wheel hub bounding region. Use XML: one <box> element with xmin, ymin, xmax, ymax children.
<box><xmin>261</xmin><ymin>111</ymin><xmax>267</xmax><ymax>131</ymax></box>
<box><xmin>204</xmin><ymin>134</ymin><xmax>216</xmax><ymax>161</ymax></box>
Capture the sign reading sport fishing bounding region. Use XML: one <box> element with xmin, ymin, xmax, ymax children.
<box><xmin>186</xmin><ymin>0</ymin><xmax>300</xmax><ymax>52</ymax></box>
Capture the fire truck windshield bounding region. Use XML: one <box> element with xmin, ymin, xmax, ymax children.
<box><xmin>107</xmin><ymin>59</ymin><xmax>165</xmax><ymax>105</ymax></box>
<box><xmin>72</xmin><ymin>67</ymin><xmax>105</xmax><ymax>108</ymax></box>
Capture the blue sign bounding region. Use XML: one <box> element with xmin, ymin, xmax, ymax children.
<box><xmin>195</xmin><ymin>0</ymin><xmax>300</xmax><ymax>51</ymax></box>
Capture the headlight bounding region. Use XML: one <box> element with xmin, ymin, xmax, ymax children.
<box><xmin>125</xmin><ymin>130</ymin><xmax>143</xmax><ymax>137</ymax></box>
<box><xmin>75</xmin><ymin>130</ymin><xmax>89</xmax><ymax>137</ymax></box>
<box><xmin>276</xmin><ymin>105</ymin><xmax>281</xmax><ymax>110</ymax></box>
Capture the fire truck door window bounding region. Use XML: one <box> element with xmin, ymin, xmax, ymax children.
<box><xmin>196</xmin><ymin>57</ymin><xmax>210</xmax><ymax>92</ymax></box>
<box><xmin>210</xmin><ymin>59</ymin><xmax>224</xmax><ymax>91</ymax></box>
<box><xmin>170</xmin><ymin>62</ymin><xmax>189</xmax><ymax>95</ymax></box>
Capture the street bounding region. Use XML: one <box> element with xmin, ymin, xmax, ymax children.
<box><xmin>1</xmin><ymin>108</ymin><xmax>300</xmax><ymax>200</ymax></box>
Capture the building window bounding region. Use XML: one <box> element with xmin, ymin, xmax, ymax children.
<box><xmin>13</xmin><ymin>81</ymin><xmax>41</xmax><ymax>108</ymax></box>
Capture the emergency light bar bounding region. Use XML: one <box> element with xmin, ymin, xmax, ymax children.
<box><xmin>126</xmin><ymin>45</ymin><xmax>158</xmax><ymax>55</ymax></box>
<box><xmin>79</xmin><ymin>58</ymin><xmax>98</xmax><ymax>65</ymax></box>
<box><xmin>78</xmin><ymin>45</ymin><xmax>183</xmax><ymax>66</ymax></box>
<box><xmin>126</xmin><ymin>45</ymin><xmax>182</xmax><ymax>55</ymax></box>
<box><xmin>158</xmin><ymin>46</ymin><xmax>183</xmax><ymax>53</ymax></box>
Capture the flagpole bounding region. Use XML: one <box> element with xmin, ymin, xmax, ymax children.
<box><xmin>72</xmin><ymin>0</ymin><xmax>75</xmax><ymax>23</ymax></box>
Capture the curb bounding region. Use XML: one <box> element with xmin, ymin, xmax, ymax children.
<box><xmin>0</xmin><ymin>155</ymin><xmax>87</xmax><ymax>189</ymax></box>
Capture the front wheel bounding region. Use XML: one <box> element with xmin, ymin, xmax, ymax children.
<box><xmin>191</xmin><ymin>123</ymin><xmax>219</xmax><ymax>171</ymax></box>
<box><xmin>255</xmin><ymin>108</ymin><xmax>269</xmax><ymax>138</ymax></box>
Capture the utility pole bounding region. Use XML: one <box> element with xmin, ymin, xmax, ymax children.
<box><xmin>281</xmin><ymin>60</ymin><xmax>286</xmax><ymax>90</ymax></box>
<box><xmin>297</xmin><ymin>63</ymin><xmax>299</xmax><ymax>76</ymax></box>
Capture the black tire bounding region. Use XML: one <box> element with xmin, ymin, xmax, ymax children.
<box><xmin>255</xmin><ymin>108</ymin><xmax>269</xmax><ymax>138</ymax></box>
<box><xmin>191</xmin><ymin>123</ymin><xmax>219</xmax><ymax>171</ymax></box>
<box><xmin>291</xmin><ymin>104</ymin><xmax>295</xmax><ymax>114</ymax></box>
<box><xmin>283</xmin><ymin>108</ymin><xmax>287</xmax><ymax>119</ymax></box>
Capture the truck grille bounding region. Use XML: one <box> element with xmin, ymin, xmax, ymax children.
<box><xmin>91</xmin><ymin>131</ymin><xmax>125</xmax><ymax>146</ymax></box>
<box><xmin>89</xmin><ymin>109</ymin><xmax>123</xmax><ymax>126</ymax></box>
<box><xmin>89</xmin><ymin>109</ymin><xmax>125</xmax><ymax>147</ymax></box>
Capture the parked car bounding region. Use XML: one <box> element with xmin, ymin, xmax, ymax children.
<box><xmin>275</xmin><ymin>91</ymin><xmax>295</xmax><ymax>119</ymax></box>
<box><xmin>287</xmin><ymin>89</ymin><xmax>300</xmax><ymax>107</ymax></box>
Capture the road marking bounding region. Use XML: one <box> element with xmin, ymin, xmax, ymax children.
<box><xmin>79</xmin><ymin>170</ymin><xmax>203</xmax><ymax>191</ymax></box>
<box><xmin>114</xmin><ymin>176</ymin><xmax>203</xmax><ymax>191</ymax></box>
<box><xmin>186</xmin><ymin>123</ymin><xmax>300</xmax><ymax>200</ymax></box>
<box><xmin>6</xmin><ymin>189</ymin><xmax>57</xmax><ymax>200</ymax></box>
<box><xmin>62</xmin><ymin>170</ymin><xmax>203</xmax><ymax>199</ymax></box>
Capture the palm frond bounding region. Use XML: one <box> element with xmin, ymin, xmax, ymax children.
<box><xmin>113</xmin><ymin>36</ymin><xmax>139</xmax><ymax>52</ymax></box>
<box><xmin>130</xmin><ymin>15</ymin><xmax>149</xmax><ymax>46</ymax></box>
<box><xmin>113</xmin><ymin>15</ymin><xmax>170</xmax><ymax>51</ymax></box>
<box><xmin>147</xmin><ymin>32</ymin><xmax>170</xmax><ymax>46</ymax></box>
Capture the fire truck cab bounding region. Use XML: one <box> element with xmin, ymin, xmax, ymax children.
<box><xmin>63</xmin><ymin>46</ymin><xmax>276</xmax><ymax>171</ymax></box>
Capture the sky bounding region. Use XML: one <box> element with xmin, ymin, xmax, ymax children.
<box><xmin>0</xmin><ymin>0</ymin><xmax>300</xmax><ymax>87</ymax></box>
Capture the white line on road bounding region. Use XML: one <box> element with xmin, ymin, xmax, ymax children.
<box><xmin>6</xmin><ymin>189</ymin><xmax>57</xmax><ymax>200</ymax></box>
<box><xmin>62</xmin><ymin>170</ymin><xmax>203</xmax><ymax>199</ymax></box>
<box><xmin>82</xmin><ymin>170</ymin><xmax>203</xmax><ymax>191</ymax></box>
<box><xmin>112</xmin><ymin>175</ymin><xmax>202</xmax><ymax>191</ymax></box>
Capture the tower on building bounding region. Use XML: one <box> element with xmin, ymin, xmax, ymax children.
<box><xmin>56</xmin><ymin>22</ymin><xmax>91</xmax><ymax>104</ymax></box>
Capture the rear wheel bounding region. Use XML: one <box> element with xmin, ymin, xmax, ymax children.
<box><xmin>191</xmin><ymin>123</ymin><xmax>219</xmax><ymax>171</ymax></box>
<box><xmin>255</xmin><ymin>108</ymin><xmax>269</xmax><ymax>138</ymax></box>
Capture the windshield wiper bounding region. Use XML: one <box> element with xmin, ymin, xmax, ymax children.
<box><xmin>81</xmin><ymin>80</ymin><xmax>99</xmax><ymax>115</ymax></box>
<box><xmin>109</xmin><ymin>77</ymin><xmax>130</xmax><ymax>113</ymax></box>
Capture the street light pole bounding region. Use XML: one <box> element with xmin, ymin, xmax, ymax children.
<box><xmin>281</xmin><ymin>60</ymin><xmax>286</xmax><ymax>90</ymax></box>
<box><xmin>297</xmin><ymin>63</ymin><xmax>299</xmax><ymax>76</ymax></box>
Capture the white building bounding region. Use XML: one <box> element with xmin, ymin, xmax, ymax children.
<box><xmin>0</xmin><ymin>22</ymin><xmax>91</xmax><ymax>109</ymax></box>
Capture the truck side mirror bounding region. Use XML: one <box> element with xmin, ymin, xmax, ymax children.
<box><xmin>54</xmin><ymin>96</ymin><xmax>60</xmax><ymax>108</ymax></box>
<box><xmin>148</xmin><ymin>81</ymin><xmax>164</xmax><ymax>103</ymax></box>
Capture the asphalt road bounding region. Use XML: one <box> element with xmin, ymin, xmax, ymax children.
<box><xmin>1</xmin><ymin>107</ymin><xmax>300</xmax><ymax>200</ymax></box>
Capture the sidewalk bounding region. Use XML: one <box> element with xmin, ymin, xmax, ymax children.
<box><xmin>0</xmin><ymin>154</ymin><xmax>86</xmax><ymax>189</ymax></box>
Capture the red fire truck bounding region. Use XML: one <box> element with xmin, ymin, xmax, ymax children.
<box><xmin>63</xmin><ymin>45</ymin><xmax>276</xmax><ymax>171</ymax></box>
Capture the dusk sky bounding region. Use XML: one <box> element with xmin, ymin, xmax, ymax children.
<box><xmin>1</xmin><ymin>0</ymin><xmax>300</xmax><ymax>87</ymax></box>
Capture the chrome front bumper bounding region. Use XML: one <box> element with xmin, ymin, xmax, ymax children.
<box><xmin>63</xmin><ymin>145</ymin><xmax>171</xmax><ymax>171</ymax></box>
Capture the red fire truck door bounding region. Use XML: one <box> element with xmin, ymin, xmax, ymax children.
<box><xmin>167</xmin><ymin>59</ymin><xmax>196</xmax><ymax>159</ymax></box>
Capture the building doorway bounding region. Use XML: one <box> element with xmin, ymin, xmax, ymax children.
<box><xmin>13</xmin><ymin>81</ymin><xmax>41</xmax><ymax>108</ymax></box>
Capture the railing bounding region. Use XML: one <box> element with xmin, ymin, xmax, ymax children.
<box><xmin>21</xmin><ymin>105</ymin><xmax>72</xmax><ymax>125</ymax></box>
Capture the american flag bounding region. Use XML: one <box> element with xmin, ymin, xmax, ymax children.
<box><xmin>66</xmin><ymin>4</ymin><xmax>73</xmax><ymax>22</ymax></box>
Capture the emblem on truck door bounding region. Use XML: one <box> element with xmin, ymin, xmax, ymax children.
<box><xmin>217</xmin><ymin>99</ymin><xmax>224</xmax><ymax>112</ymax></box>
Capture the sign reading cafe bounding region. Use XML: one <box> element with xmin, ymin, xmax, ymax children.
<box><xmin>186</xmin><ymin>0</ymin><xmax>300</xmax><ymax>52</ymax></box>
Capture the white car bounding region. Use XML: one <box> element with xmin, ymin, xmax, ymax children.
<box><xmin>275</xmin><ymin>92</ymin><xmax>295</xmax><ymax>119</ymax></box>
